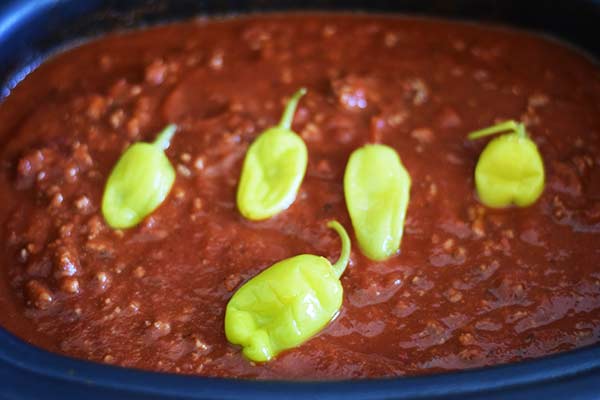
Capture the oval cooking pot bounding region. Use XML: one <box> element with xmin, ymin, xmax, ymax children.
<box><xmin>0</xmin><ymin>1</ymin><xmax>599</xmax><ymax>399</ymax></box>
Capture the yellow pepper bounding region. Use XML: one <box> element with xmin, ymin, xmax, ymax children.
<box><xmin>344</xmin><ymin>144</ymin><xmax>411</xmax><ymax>261</ymax></box>
<box><xmin>236</xmin><ymin>88</ymin><xmax>308</xmax><ymax>220</ymax></box>
<box><xmin>469</xmin><ymin>120</ymin><xmax>545</xmax><ymax>208</ymax></box>
<box><xmin>102</xmin><ymin>124</ymin><xmax>177</xmax><ymax>229</ymax></box>
<box><xmin>225</xmin><ymin>221</ymin><xmax>350</xmax><ymax>362</ymax></box>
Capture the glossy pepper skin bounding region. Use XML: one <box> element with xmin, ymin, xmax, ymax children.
<box><xmin>469</xmin><ymin>120</ymin><xmax>545</xmax><ymax>208</ymax></box>
<box><xmin>102</xmin><ymin>124</ymin><xmax>177</xmax><ymax>229</ymax></box>
<box><xmin>236</xmin><ymin>88</ymin><xmax>308</xmax><ymax>220</ymax></box>
<box><xmin>225</xmin><ymin>221</ymin><xmax>350</xmax><ymax>362</ymax></box>
<box><xmin>344</xmin><ymin>144</ymin><xmax>411</xmax><ymax>261</ymax></box>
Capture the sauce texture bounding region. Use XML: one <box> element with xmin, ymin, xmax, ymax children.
<box><xmin>0</xmin><ymin>14</ymin><xmax>599</xmax><ymax>379</ymax></box>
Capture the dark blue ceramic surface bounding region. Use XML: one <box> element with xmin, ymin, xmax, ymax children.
<box><xmin>0</xmin><ymin>1</ymin><xmax>599</xmax><ymax>398</ymax></box>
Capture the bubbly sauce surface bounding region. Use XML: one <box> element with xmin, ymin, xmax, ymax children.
<box><xmin>0</xmin><ymin>14</ymin><xmax>599</xmax><ymax>379</ymax></box>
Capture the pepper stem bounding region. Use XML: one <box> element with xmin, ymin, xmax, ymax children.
<box><xmin>278</xmin><ymin>88</ymin><xmax>307</xmax><ymax>130</ymax></box>
<box><xmin>153</xmin><ymin>124</ymin><xmax>178</xmax><ymax>151</ymax></box>
<box><xmin>327</xmin><ymin>220</ymin><xmax>351</xmax><ymax>279</ymax></box>
<box><xmin>468</xmin><ymin>120</ymin><xmax>527</xmax><ymax>140</ymax></box>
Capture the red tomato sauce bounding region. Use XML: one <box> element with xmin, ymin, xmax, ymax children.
<box><xmin>0</xmin><ymin>14</ymin><xmax>599</xmax><ymax>379</ymax></box>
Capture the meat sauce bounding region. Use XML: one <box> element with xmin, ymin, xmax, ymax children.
<box><xmin>0</xmin><ymin>14</ymin><xmax>599</xmax><ymax>379</ymax></box>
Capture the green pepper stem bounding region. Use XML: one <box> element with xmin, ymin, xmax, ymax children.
<box><xmin>516</xmin><ymin>123</ymin><xmax>527</xmax><ymax>138</ymax></box>
<box><xmin>327</xmin><ymin>220</ymin><xmax>351</xmax><ymax>279</ymax></box>
<box><xmin>278</xmin><ymin>88</ymin><xmax>307</xmax><ymax>130</ymax></box>
<box><xmin>153</xmin><ymin>124</ymin><xmax>178</xmax><ymax>151</ymax></box>
<box><xmin>468</xmin><ymin>120</ymin><xmax>527</xmax><ymax>140</ymax></box>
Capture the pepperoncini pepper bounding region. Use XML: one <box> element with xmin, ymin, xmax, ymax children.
<box><xmin>468</xmin><ymin>120</ymin><xmax>545</xmax><ymax>208</ymax></box>
<box><xmin>102</xmin><ymin>124</ymin><xmax>177</xmax><ymax>229</ymax></box>
<box><xmin>225</xmin><ymin>220</ymin><xmax>350</xmax><ymax>362</ymax></box>
<box><xmin>344</xmin><ymin>144</ymin><xmax>411</xmax><ymax>261</ymax></box>
<box><xmin>236</xmin><ymin>88</ymin><xmax>308</xmax><ymax>220</ymax></box>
